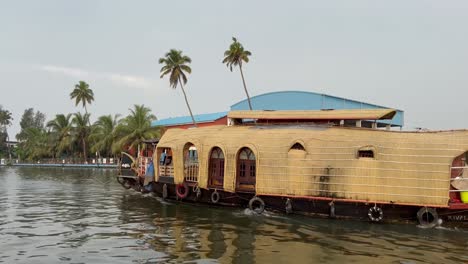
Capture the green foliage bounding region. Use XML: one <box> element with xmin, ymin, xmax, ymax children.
<box><xmin>89</xmin><ymin>114</ymin><xmax>120</xmax><ymax>157</ymax></box>
<box><xmin>0</xmin><ymin>105</ymin><xmax>13</xmax><ymax>158</ymax></box>
<box><xmin>16</xmin><ymin>106</ymin><xmax>158</xmax><ymax>161</ymax></box>
<box><xmin>70</xmin><ymin>81</ymin><xmax>94</xmax><ymax>114</ymax></box>
<box><xmin>113</xmin><ymin>105</ymin><xmax>159</xmax><ymax>153</ymax></box>
<box><xmin>47</xmin><ymin>114</ymin><xmax>73</xmax><ymax>158</ymax></box>
<box><xmin>0</xmin><ymin>105</ymin><xmax>12</xmax><ymax>127</ymax></box>
<box><xmin>222</xmin><ymin>37</ymin><xmax>253</xmax><ymax>110</ymax></box>
<box><xmin>72</xmin><ymin>112</ymin><xmax>91</xmax><ymax>161</ymax></box>
<box><xmin>222</xmin><ymin>37</ymin><xmax>252</xmax><ymax>71</ymax></box>
<box><xmin>0</xmin><ymin>130</ymin><xmax>8</xmax><ymax>158</ymax></box>
<box><xmin>12</xmin><ymin>79</ymin><xmax>158</xmax><ymax>162</ymax></box>
<box><xmin>16</xmin><ymin>108</ymin><xmax>46</xmax><ymax>141</ymax></box>
<box><xmin>16</xmin><ymin>127</ymin><xmax>51</xmax><ymax>161</ymax></box>
<box><xmin>159</xmin><ymin>49</ymin><xmax>192</xmax><ymax>89</ymax></box>
<box><xmin>159</xmin><ymin>49</ymin><xmax>197</xmax><ymax>127</ymax></box>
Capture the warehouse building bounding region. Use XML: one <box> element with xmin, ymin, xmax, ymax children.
<box><xmin>152</xmin><ymin>91</ymin><xmax>404</xmax><ymax>129</ymax></box>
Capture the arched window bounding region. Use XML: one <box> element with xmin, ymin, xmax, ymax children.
<box><xmin>290</xmin><ymin>142</ymin><xmax>306</xmax><ymax>151</ymax></box>
<box><xmin>358</xmin><ymin>146</ymin><xmax>375</xmax><ymax>159</ymax></box>
<box><xmin>184</xmin><ymin>143</ymin><xmax>199</xmax><ymax>182</ymax></box>
<box><xmin>208</xmin><ymin>147</ymin><xmax>225</xmax><ymax>188</ymax></box>
<box><xmin>236</xmin><ymin>147</ymin><xmax>256</xmax><ymax>191</ymax></box>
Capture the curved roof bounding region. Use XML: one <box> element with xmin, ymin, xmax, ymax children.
<box><xmin>152</xmin><ymin>90</ymin><xmax>404</xmax><ymax>128</ymax></box>
<box><xmin>230</xmin><ymin>90</ymin><xmax>404</xmax><ymax>127</ymax></box>
<box><xmin>231</xmin><ymin>90</ymin><xmax>401</xmax><ymax>110</ymax></box>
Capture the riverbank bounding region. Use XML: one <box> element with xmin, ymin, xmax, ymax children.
<box><xmin>0</xmin><ymin>163</ymin><xmax>117</xmax><ymax>169</ymax></box>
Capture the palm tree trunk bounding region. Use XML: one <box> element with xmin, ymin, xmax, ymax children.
<box><xmin>239</xmin><ymin>65</ymin><xmax>253</xmax><ymax>110</ymax></box>
<box><xmin>178</xmin><ymin>79</ymin><xmax>198</xmax><ymax>127</ymax></box>
<box><xmin>82</xmin><ymin>137</ymin><xmax>87</xmax><ymax>163</ymax></box>
<box><xmin>84</xmin><ymin>104</ymin><xmax>100</xmax><ymax>159</ymax></box>
<box><xmin>6</xmin><ymin>134</ymin><xmax>11</xmax><ymax>162</ymax></box>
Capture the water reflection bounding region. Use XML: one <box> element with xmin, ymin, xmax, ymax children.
<box><xmin>0</xmin><ymin>167</ymin><xmax>467</xmax><ymax>263</ymax></box>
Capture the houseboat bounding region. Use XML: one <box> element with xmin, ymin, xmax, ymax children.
<box><xmin>117</xmin><ymin>109</ymin><xmax>468</xmax><ymax>229</ymax></box>
<box><xmin>117</xmin><ymin>138</ymin><xmax>158</xmax><ymax>192</ymax></box>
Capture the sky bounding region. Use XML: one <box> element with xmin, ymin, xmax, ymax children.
<box><xmin>1</xmin><ymin>0</ymin><xmax>468</xmax><ymax>137</ymax></box>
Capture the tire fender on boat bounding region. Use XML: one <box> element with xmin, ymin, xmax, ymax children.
<box><xmin>249</xmin><ymin>196</ymin><xmax>265</xmax><ymax>214</ymax></box>
<box><xmin>162</xmin><ymin>183</ymin><xmax>168</xmax><ymax>199</ymax></box>
<box><xmin>417</xmin><ymin>207</ymin><xmax>438</xmax><ymax>228</ymax></box>
<box><xmin>211</xmin><ymin>190</ymin><xmax>220</xmax><ymax>204</ymax></box>
<box><xmin>368</xmin><ymin>206</ymin><xmax>384</xmax><ymax>222</ymax></box>
<box><xmin>117</xmin><ymin>176</ymin><xmax>132</xmax><ymax>189</ymax></box>
<box><xmin>176</xmin><ymin>182</ymin><xmax>189</xmax><ymax>199</ymax></box>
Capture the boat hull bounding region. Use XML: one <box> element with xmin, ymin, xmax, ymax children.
<box><xmin>145</xmin><ymin>182</ymin><xmax>468</xmax><ymax>229</ymax></box>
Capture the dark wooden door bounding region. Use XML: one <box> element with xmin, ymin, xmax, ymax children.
<box><xmin>236</xmin><ymin>148</ymin><xmax>256</xmax><ymax>191</ymax></box>
<box><xmin>208</xmin><ymin>147</ymin><xmax>225</xmax><ymax>188</ymax></box>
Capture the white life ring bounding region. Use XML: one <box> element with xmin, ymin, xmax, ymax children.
<box><xmin>368</xmin><ymin>206</ymin><xmax>384</xmax><ymax>222</ymax></box>
<box><xmin>249</xmin><ymin>196</ymin><xmax>265</xmax><ymax>214</ymax></box>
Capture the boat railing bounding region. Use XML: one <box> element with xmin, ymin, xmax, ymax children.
<box><xmin>137</xmin><ymin>157</ymin><xmax>148</xmax><ymax>176</ymax></box>
<box><xmin>159</xmin><ymin>165</ymin><xmax>174</xmax><ymax>177</ymax></box>
<box><xmin>184</xmin><ymin>161</ymin><xmax>199</xmax><ymax>182</ymax></box>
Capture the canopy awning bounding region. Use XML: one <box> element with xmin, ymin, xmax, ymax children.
<box><xmin>228</xmin><ymin>109</ymin><xmax>397</xmax><ymax>121</ymax></box>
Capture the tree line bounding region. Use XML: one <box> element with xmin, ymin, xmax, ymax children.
<box><xmin>5</xmin><ymin>87</ymin><xmax>158</xmax><ymax>162</ymax></box>
<box><xmin>0</xmin><ymin>37</ymin><xmax>253</xmax><ymax>162</ymax></box>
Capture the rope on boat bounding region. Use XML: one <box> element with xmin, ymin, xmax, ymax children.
<box><xmin>257</xmin><ymin>164</ymin><xmax>448</xmax><ymax>174</ymax></box>
<box><xmin>254</xmin><ymin>187</ymin><xmax>448</xmax><ymax>200</ymax></box>
<box><xmin>260</xmin><ymin>172</ymin><xmax>450</xmax><ymax>182</ymax></box>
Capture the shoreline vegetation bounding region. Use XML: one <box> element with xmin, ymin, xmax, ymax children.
<box><xmin>0</xmin><ymin>81</ymin><xmax>160</xmax><ymax>165</ymax></box>
<box><xmin>0</xmin><ymin>38</ymin><xmax>253</xmax><ymax>165</ymax></box>
<box><xmin>0</xmin><ymin>162</ymin><xmax>117</xmax><ymax>169</ymax></box>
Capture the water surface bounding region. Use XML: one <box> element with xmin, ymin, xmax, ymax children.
<box><xmin>0</xmin><ymin>167</ymin><xmax>466</xmax><ymax>263</ymax></box>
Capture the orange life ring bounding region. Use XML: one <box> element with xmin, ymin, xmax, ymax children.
<box><xmin>176</xmin><ymin>182</ymin><xmax>189</xmax><ymax>199</ymax></box>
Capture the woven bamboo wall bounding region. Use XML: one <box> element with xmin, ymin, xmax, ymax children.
<box><xmin>155</xmin><ymin>125</ymin><xmax>468</xmax><ymax>206</ymax></box>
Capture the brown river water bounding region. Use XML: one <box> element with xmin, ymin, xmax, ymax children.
<box><xmin>0</xmin><ymin>167</ymin><xmax>467</xmax><ymax>264</ymax></box>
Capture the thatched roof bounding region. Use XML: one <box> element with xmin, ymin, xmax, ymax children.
<box><xmin>155</xmin><ymin>124</ymin><xmax>468</xmax><ymax>207</ymax></box>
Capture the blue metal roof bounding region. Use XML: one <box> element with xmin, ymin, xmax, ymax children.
<box><xmin>230</xmin><ymin>91</ymin><xmax>404</xmax><ymax>127</ymax></box>
<box><xmin>152</xmin><ymin>111</ymin><xmax>228</xmax><ymax>127</ymax></box>
<box><xmin>153</xmin><ymin>91</ymin><xmax>404</xmax><ymax>127</ymax></box>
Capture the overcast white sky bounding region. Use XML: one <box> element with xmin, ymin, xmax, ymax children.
<box><xmin>1</xmin><ymin>0</ymin><xmax>467</xmax><ymax>137</ymax></box>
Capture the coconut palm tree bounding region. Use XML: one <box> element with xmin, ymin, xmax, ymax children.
<box><xmin>70</xmin><ymin>81</ymin><xmax>99</xmax><ymax>159</ymax></box>
<box><xmin>18</xmin><ymin>127</ymin><xmax>50</xmax><ymax>161</ymax></box>
<box><xmin>159</xmin><ymin>49</ymin><xmax>197</xmax><ymax>127</ymax></box>
<box><xmin>70</xmin><ymin>81</ymin><xmax>94</xmax><ymax>115</ymax></box>
<box><xmin>114</xmin><ymin>105</ymin><xmax>159</xmax><ymax>153</ymax></box>
<box><xmin>0</xmin><ymin>106</ymin><xmax>13</xmax><ymax>160</ymax></box>
<box><xmin>222</xmin><ymin>37</ymin><xmax>253</xmax><ymax>110</ymax></box>
<box><xmin>71</xmin><ymin>112</ymin><xmax>91</xmax><ymax>163</ymax></box>
<box><xmin>0</xmin><ymin>106</ymin><xmax>12</xmax><ymax>127</ymax></box>
<box><xmin>47</xmin><ymin>114</ymin><xmax>73</xmax><ymax>158</ymax></box>
<box><xmin>89</xmin><ymin>114</ymin><xmax>121</xmax><ymax>157</ymax></box>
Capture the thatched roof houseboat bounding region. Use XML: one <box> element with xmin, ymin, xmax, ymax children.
<box><xmin>119</xmin><ymin>109</ymin><xmax>468</xmax><ymax>228</ymax></box>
